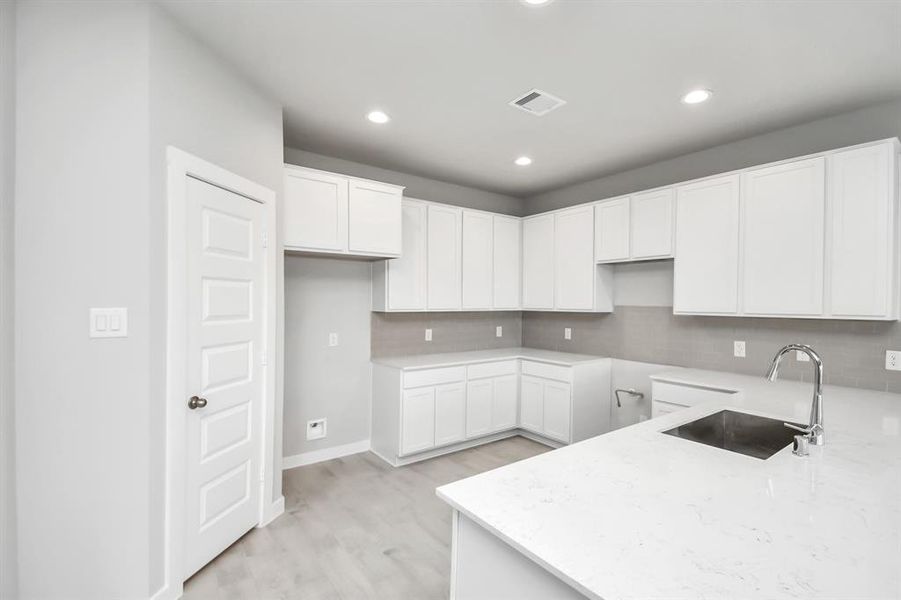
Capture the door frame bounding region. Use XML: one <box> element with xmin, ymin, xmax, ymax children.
<box><xmin>157</xmin><ymin>147</ymin><xmax>280</xmax><ymax>600</ymax></box>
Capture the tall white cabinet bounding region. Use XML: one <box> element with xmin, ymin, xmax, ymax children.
<box><xmin>522</xmin><ymin>214</ymin><xmax>555</xmax><ymax>310</ymax></box>
<box><xmin>462</xmin><ymin>210</ymin><xmax>494</xmax><ymax>310</ymax></box>
<box><xmin>427</xmin><ymin>205</ymin><xmax>463</xmax><ymax>310</ymax></box>
<box><xmin>492</xmin><ymin>215</ymin><xmax>522</xmax><ymax>310</ymax></box>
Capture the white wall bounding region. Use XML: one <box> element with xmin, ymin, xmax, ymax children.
<box><xmin>284</xmin><ymin>147</ymin><xmax>525</xmax><ymax>216</ymax></box>
<box><xmin>14</xmin><ymin>2</ymin><xmax>285</xmax><ymax>598</ymax></box>
<box><xmin>147</xmin><ymin>6</ymin><xmax>285</xmax><ymax>593</ymax></box>
<box><xmin>0</xmin><ymin>2</ymin><xmax>17</xmax><ymax>598</ymax></box>
<box><xmin>283</xmin><ymin>256</ymin><xmax>372</xmax><ymax>461</ymax></box>
<box><xmin>15</xmin><ymin>2</ymin><xmax>152</xmax><ymax>597</ymax></box>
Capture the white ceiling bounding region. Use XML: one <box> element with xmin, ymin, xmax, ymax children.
<box><xmin>160</xmin><ymin>0</ymin><xmax>901</xmax><ymax>197</ymax></box>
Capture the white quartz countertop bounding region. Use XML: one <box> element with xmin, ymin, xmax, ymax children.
<box><xmin>371</xmin><ymin>347</ymin><xmax>607</xmax><ymax>370</ymax></box>
<box><xmin>437</xmin><ymin>368</ymin><xmax>901</xmax><ymax>600</ymax></box>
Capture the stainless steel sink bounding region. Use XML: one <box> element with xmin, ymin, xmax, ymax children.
<box><xmin>662</xmin><ymin>410</ymin><xmax>803</xmax><ymax>460</ymax></box>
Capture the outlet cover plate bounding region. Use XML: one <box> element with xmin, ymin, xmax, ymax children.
<box><xmin>425</xmin><ymin>328</ymin><xmax>433</xmax><ymax>341</ymax></box>
<box><xmin>496</xmin><ymin>326</ymin><xmax>503</xmax><ymax>338</ymax></box>
<box><xmin>564</xmin><ymin>327</ymin><xmax>572</xmax><ymax>340</ymax></box>
<box><xmin>306</xmin><ymin>418</ymin><xmax>327</xmax><ymax>440</ymax></box>
<box><xmin>886</xmin><ymin>350</ymin><xmax>901</xmax><ymax>371</ymax></box>
<box><xmin>328</xmin><ymin>333</ymin><xmax>339</xmax><ymax>347</ymax></box>
<box><xmin>733</xmin><ymin>341</ymin><xmax>746</xmax><ymax>358</ymax></box>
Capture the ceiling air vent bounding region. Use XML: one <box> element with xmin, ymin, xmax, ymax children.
<box><xmin>508</xmin><ymin>89</ymin><xmax>566</xmax><ymax>116</ymax></box>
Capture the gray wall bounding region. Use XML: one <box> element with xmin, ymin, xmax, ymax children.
<box><xmin>525</xmin><ymin>99</ymin><xmax>901</xmax><ymax>214</ymax></box>
<box><xmin>371</xmin><ymin>311</ymin><xmax>522</xmax><ymax>357</ymax></box>
<box><xmin>14</xmin><ymin>2</ymin><xmax>285</xmax><ymax>598</ymax></box>
<box><xmin>283</xmin><ymin>257</ymin><xmax>372</xmax><ymax>459</ymax></box>
<box><xmin>284</xmin><ymin>147</ymin><xmax>525</xmax><ymax>216</ymax></box>
<box><xmin>0</xmin><ymin>2</ymin><xmax>16</xmax><ymax>598</ymax></box>
<box><xmin>147</xmin><ymin>5</ymin><xmax>285</xmax><ymax>594</ymax></box>
<box><xmin>523</xmin><ymin>308</ymin><xmax>901</xmax><ymax>393</ymax></box>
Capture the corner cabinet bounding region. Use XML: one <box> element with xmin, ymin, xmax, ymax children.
<box><xmin>371</xmin><ymin>354</ymin><xmax>612</xmax><ymax>467</ymax></box>
<box><xmin>522</xmin><ymin>208</ymin><xmax>613</xmax><ymax>312</ymax></box>
<box><xmin>284</xmin><ymin>164</ymin><xmax>403</xmax><ymax>258</ymax></box>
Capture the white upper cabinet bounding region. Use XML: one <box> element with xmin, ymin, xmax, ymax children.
<box><xmin>630</xmin><ymin>188</ymin><xmax>674</xmax><ymax>260</ymax></box>
<box><xmin>594</xmin><ymin>197</ymin><xmax>630</xmax><ymax>262</ymax></box>
<box><xmin>493</xmin><ymin>215</ymin><xmax>521</xmax><ymax>309</ymax></box>
<box><xmin>373</xmin><ymin>199</ymin><xmax>427</xmax><ymax>312</ymax></box>
<box><xmin>283</xmin><ymin>165</ymin><xmax>403</xmax><ymax>258</ymax></box>
<box><xmin>673</xmin><ymin>175</ymin><xmax>741</xmax><ymax>314</ymax></box>
<box><xmin>555</xmin><ymin>206</ymin><xmax>596</xmax><ymax>310</ymax></box>
<box><xmin>827</xmin><ymin>143</ymin><xmax>898</xmax><ymax>319</ymax></box>
<box><xmin>427</xmin><ymin>204</ymin><xmax>462</xmax><ymax>310</ymax></box>
<box><xmin>522</xmin><ymin>214</ymin><xmax>555</xmax><ymax>310</ymax></box>
<box><xmin>347</xmin><ymin>179</ymin><xmax>402</xmax><ymax>256</ymax></box>
<box><xmin>741</xmin><ymin>157</ymin><xmax>825</xmax><ymax>316</ymax></box>
<box><xmin>461</xmin><ymin>210</ymin><xmax>494</xmax><ymax>310</ymax></box>
<box><xmin>284</xmin><ymin>167</ymin><xmax>348</xmax><ymax>251</ymax></box>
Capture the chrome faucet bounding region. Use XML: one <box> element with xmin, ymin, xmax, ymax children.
<box><xmin>765</xmin><ymin>344</ymin><xmax>824</xmax><ymax>448</ymax></box>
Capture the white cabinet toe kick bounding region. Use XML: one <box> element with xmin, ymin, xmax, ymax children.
<box><xmin>371</xmin><ymin>351</ymin><xmax>611</xmax><ymax>467</ymax></box>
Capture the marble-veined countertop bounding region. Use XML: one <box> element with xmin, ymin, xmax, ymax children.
<box><xmin>437</xmin><ymin>368</ymin><xmax>901</xmax><ymax>599</ymax></box>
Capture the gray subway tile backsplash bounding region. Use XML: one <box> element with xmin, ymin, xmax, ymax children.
<box><xmin>372</xmin><ymin>306</ymin><xmax>901</xmax><ymax>393</ymax></box>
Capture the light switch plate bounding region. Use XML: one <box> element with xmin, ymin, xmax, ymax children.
<box><xmin>328</xmin><ymin>333</ymin><xmax>339</xmax><ymax>347</ymax></box>
<box><xmin>564</xmin><ymin>327</ymin><xmax>572</xmax><ymax>340</ymax></box>
<box><xmin>496</xmin><ymin>326</ymin><xmax>503</xmax><ymax>338</ymax></box>
<box><xmin>425</xmin><ymin>328</ymin><xmax>433</xmax><ymax>342</ymax></box>
<box><xmin>886</xmin><ymin>350</ymin><xmax>901</xmax><ymax>371</ymax></box>
<box><xmin>733</xmin><ymin>341</ymin><xmax>746</xmax><ymax>358</ymax></box>
<box><xmin>90</xmin><ymin>308</ymin><xmax>128</xmax><ymax>338</ymax></box>
<box><xmin>306</xmin><ymin>418</ymin><xmax>327</xmax><ymax>440</ymax></box>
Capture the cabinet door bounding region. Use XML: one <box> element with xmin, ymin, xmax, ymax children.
<box><xmin>555</xmin><ymin>206</ymin><xmax>596</xmax><ymax>310</ymax></box>
<box><xmin>348</xmin><ymin>180</ymin><xmax>402</xmax><ymax>256</ymax></box>
<box><xmin>594</xmin><ymin>197</ymin><xmax>630</xmax><ymax>262</ymax></box>
<box><xmin>461</xmin><ymin>211</ymin><xmax>494</xmax><ymax>310</ymax></box>
<box><xmin>828</xmin><ymin>144</ymin><xmax>894</xmax><ymax>318</ymax></box>
<box><xmin>673</xmin><ymin>175</ymin><xmax>740</xmax><ymax>314</ymax></box>
<box><xmin>741</xmin><ymin>157</ymin><xmax>825</xmax><ymax>316</ymax></box>
<box><xmin>435</xmin><ymin>383</ymin><xmax>466</xmax><ymax>447</ymax></box>
<box><xmin>427</xmin><ymin>205</ymin><xmax>462</xmax><ymax>310</ymax></box>
<box><xmin>492</xmin><ymin>374</ymin><xmax>518</xmax><ymax>431</ymax></box>
<box><xmin>519</xmin><ymin>375</ymin><xmax>544</xmax><ymax>433</ymax></box>
<box><xmin>543</xmin><ymin>381</ymin><xmax>571</xmax><ymax>443</ymax></box>
<box><xmin>630</xmin><ymin>188</ymin><xmax>674</xmax><ymax>260</ymax></box>
<box><xmin>401</xmin><ymin>388</ymin><xmax>435</xmax><ymax>455</ymax></box>
<box><xmin>493</xmin><ymin>216</ymin><xmax>521</xmax><ymax>309</ymax></box>
<box><xmin>283</xmin><ymin>169</ymin><xmax>348</xmax><ymax>251</ymax></box>
<box><xmin>388</xmin><ymin>200</ymin><xmax>427</xmax><ymax>310</ymax></box>
<box><xmin>522</xmin><ymin>215</ymin><xmax>555</xmax><ymax>309</ymax></box>
<box><xmin>466</xmin><ymin>379</ymin><xmax>494</xmax><ymax>438</ymax></box>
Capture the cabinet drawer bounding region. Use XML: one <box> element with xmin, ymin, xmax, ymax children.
<box><xmin>521</xmin><ymin>361</ymin><xmax>572</xmax><ymax>382</ymax></box>
<box><xmin>403</xmin><ymin>366</ymin><xmax>466</xmax><ymax>389</ymax></box>
<box><xmin>651</xmin><ymin>381</ymin><xmax>735</xmax><ymax>407</ymax></box>
<box><xmin>467</xmin><ymin>360</ymin><xmax>518</xmax><ymax>380</ymax></box>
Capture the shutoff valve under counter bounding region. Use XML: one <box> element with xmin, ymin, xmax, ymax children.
<box><xmin>370</xmin><ymin>348</ymin><xmax>612</xmax><ymax>467</ymax></box>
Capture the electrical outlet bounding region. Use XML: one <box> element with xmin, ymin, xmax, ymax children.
<box><xmin>496</xmin><ymin>326</ymin><xmax>503</xmax><ymax>338</ymax></box>
<box><xmin>564</xmin><ymin>327</ymin><xmax>572</xmax><ymax>340</ymax></box>
<box><xmin>886</xmin><ymin>350</ymin><xmax>901</xmax><ymax>371</ymax></box>
<box><xmin>328</xmin><ymin>333</ymin><xmax>339</xmax><ymax>347</ymax></box>
<box><xmin>733</xmin><ymin>341</ymin><xmax>746</xmax><ymax>358</ymax></box>
<box><xmin>306</xmin><ymin>418</ymin><xmax>327</xmax><ymax>441</ymax></box>
<box><xmin>425</xmin><ymin>328</ymin><xmax>433</xmax><ymax>342</ymax></box>
<box><xmin>796</xmin><ymin>350</ymin><xmax>810</xmax><ymax>362</ymax></box>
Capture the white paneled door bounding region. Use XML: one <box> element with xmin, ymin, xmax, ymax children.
<box><xmin>185</xmin><ymin>176</ymin><xmax>264</xmax><ymax>578</ymax></box>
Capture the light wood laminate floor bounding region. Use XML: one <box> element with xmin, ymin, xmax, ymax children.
<box><xmin>182</xmin><ymin>436</ymin><xmax>549</xmax><ymax>600</ymax></box>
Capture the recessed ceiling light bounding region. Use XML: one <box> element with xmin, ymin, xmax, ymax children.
<box><xmin>366</xmin><ymin>110</ymin><xmax>390</xmax><ymax>124</ymax></box>
<box><xmin>681</xmin><ymin>89</ymin><xmax>713</xmax><ymax>105</ymax></box>
<box><xmin>521</xmin><ymin>0</ymin><xmax>553</xmax><ymax>5</ymax></box>
<box><xmin>514</xmin><ymin>156</ymin><xmax>533</xmax><ymax>167</ymax></box>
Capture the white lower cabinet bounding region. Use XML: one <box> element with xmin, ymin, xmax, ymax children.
<box><xmin>434</xmin><ymin>383</ymin><xmax>466</xmax><ymax>446</ymax></box>
<box><xmin>401</xmin><ymin>387</ymin><xmax>436</xmax><ymax>455</ymax></box>
<box><xmin>519</xmin><ymin>374</ymin><xmax>571</xmax><ymax>443</ymax></box>
<box><xmin>372</xmin><ymin>355</ymin><xmax>611</xmax><ymax>466</ymax></box>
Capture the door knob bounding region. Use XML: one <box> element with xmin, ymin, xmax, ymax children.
<box><xmin>188</xmin><ymin>396</ymin><xmax>208</xmax><ymax>410</ymax></box>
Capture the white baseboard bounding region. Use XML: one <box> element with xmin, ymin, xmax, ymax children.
<box><xmin>282</xmin><ymin>439</ymin><xmax>371</xmax><ymax>470</ymax></box>
<box><xmin>259</xmin><ymin>495</ymin><xmax>285</xmax><ymax>527</ymax></box>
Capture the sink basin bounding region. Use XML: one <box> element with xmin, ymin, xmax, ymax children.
<box><xmin>662</xmin><ymin>410</ymin><xmax>803</xmax><ymax>459</ymax></box>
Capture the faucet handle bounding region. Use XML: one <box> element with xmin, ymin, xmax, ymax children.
<box><xmin>792</xmin><ymin>434</ymin><xmax>810</xmax><ymax>457</ymax></box>
<box><xmin>784</xmin><ymin>422</ymin><xmax>812</xmax><ymax>434</ymax></box>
